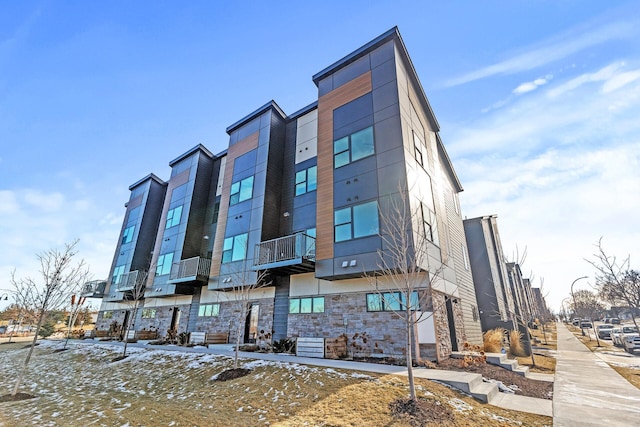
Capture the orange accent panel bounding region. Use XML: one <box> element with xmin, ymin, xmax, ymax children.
<box><xmin>209</xmin><ymin>131</ymin><xmax>260</xmax><ymax>277</ymax></box>
<box><xmin>316</xmin><ymin>71</ymin><xmax>372</xmax><ymax>261</ymax></box>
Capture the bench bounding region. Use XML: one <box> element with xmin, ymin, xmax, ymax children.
<box><xmin>296</xmin><ymin>337</ymin><xmax>325</xmax><ymax>358</ymax></box>
<box><xmin>205</xmin><ymin>332</ymin><xmax>229</xmax><ymax>345</ymax></box>
<box><xmin>135</xmin><ymin>330</ymin><xmax>158</xmax><ymax>340</ymax></box>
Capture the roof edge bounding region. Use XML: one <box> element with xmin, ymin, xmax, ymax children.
<box><xmin>226</xmin><ymin>100</ymin><xmax>287</xmax><ymax>134</ymax></box>
<box><xmin>168</xmin><ymin>144</ymin><xmax>215</xmax><ymax>167</ymax></box>
<box><xmin>128</xmin><ymin>173</ymin><xmax>166</xmax><ymax>190</ymax></box>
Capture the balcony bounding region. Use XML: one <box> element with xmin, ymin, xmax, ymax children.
<box><xmin>80</xmin><ymin>280</ymin><xmax>106</xmax><ymax>298</ymax></box>
<box><xmin>253</xmin><ymin>232</ymin><xmax>315</xmax><ymax>274</ymax></box>
<box><xmin>168</xmin><ymin>256</ymin><xmax>211</xmax><ymax>285</ymax></box>
<box><xmin>115</xmin><ymin>270</ymin><xmax>142</xmax><ymax>292</ymax></box>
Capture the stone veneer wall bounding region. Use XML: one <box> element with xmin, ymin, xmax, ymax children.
<box><xmin>136</xmin><ymin>304</ymin><xmax>192</xmax><ymax>337</ymax></box>
<box><xmin>431</xmin><ymin>290</ymin><xmax>467</xmax><ymax>360</ymax></box>
<box><xmin>192</xmin><ymin>297</ymin><xmax>274</xmax><ymax>344</ymax></box>
<box><xmin>95</xmin><ymin>310</ymin><xmax>128</xmax><ymax>333</ymax></box>
<box><xmin>287</xmin><ymin>292</ymin><xmax>410</xmax><ymax>358</ymax></box>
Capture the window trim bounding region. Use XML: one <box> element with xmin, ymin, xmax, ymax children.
<box><xmin>229</xmin><ymin>176</ymin><xmax>254</xmax><ymax>205</ymax></box>
<box><xmin>122</xmin><ymin>225</ymin><xmax>135</xmax><ymax>244</ymax></box>
<box><xmin>156</xmin><ymin>252</ymin><xmax>174</xmax><ymax>276</ymax></box>
<box><xmin>334</xmin><ymin>200</ymin><xmax>379</xmax><ymax>242</ymax></box>
<box><xmin>166</xmin><ymin>205</ymin><xmax>183</xmax><ymax>229</ymax></box>
<box><xmin>222</xmin><ymin>233</ymin><xmax>248</xmax><ymax>263</ymax></box>
<box><xmin>295</xmin><ymin>165</ymin><xmax>317</xmax><ymax>196</ymax></box>
<box><xmin>198</xmin><ymin>303</ymin><xmax>220</xmax><ymax>317</ymax></box>
<box><xmin>366</xmin><ymin>291</ymin><xmax>420</xmax><ymax>312</ymax></box>
<box><xmin>141</xmin><ymin>308</ymin><xmax>157</xmax><ymax>319</ymax></box>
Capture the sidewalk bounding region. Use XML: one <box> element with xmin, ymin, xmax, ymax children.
<box><xmin>553</xmin><ymin>322</ymin><xmax>640</xmax><ymax>426</ymax></box>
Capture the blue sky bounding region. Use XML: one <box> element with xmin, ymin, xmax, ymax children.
<box><xmin>1</xmin><ymin>1</ymin><xmax>639</xmax><ymax>313</ymax></box>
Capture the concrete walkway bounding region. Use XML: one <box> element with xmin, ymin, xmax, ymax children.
<box><xmin>553</xmin><ymin>322</ymin><xmax>640</xmax><ymax>426</ymax></box>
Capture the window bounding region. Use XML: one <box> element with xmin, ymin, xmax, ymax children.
<box><xmin>461</xmin><ymin>243</ymin><xmax>469</xmax><ymax>270</ymax></box>
<box><xmin>413</xmin><ymin>132</ymin><xmax>424</xmax><ymax>167</ymax></box>
<box><xmin>471</xmin><ymin>305</ymin><xmax>479</xmax><ymax>322</ymax></box>
<box><xmin>156</xmin><ymin>252</ymin><xmax>174</xmax><ymax>276</ymax></box>
<box><xmin>166</xmin><ymin>206</ymin><xmax>183</xmax><ymax>229</ymax></box>
<box><xmin>222</xmin><ymin>233</ymin><xmax>248</xmax><ymax>263</ymax></box>
<box><xmin>230</xmin><ymin>176</ymin><xmax>254</xmax><ymax>205</ymax></box>
<box><xmin>421</xmin><ymin>203</ymin><xmax>439</xmax><ymax>246</ymax></box>
<box><xmin>289</xmin><ymin>297</ymin><xmax>324</xmax><ymax>314</ymax></box>
<box><xmin>452</xmin><ymin>192</ymin><xmax>460</xmax><ymax>215</ymax></box>
<box><xmin>367</xmin><ymin>292</ymin><xmax>419</xmax><ymax>312</ymax></box>
<box><xmin>198</xmin><ymin>303</ymin><xmax>220</xmax><ymax>317</ymax></box>
<box><xmin>122</xmin><ymin>225</ymin><xmax>135</xmax><ymax>244</ymax></box>
<box><xmin>334</xmin><ymin>126</ymin><xmax>374</xmax><ymax>168</ymax></box>
<box><xmin>103</xmin><ymin>311</ymin><xmax>113</xmax><ymax>319</ymax></box>
<box><xmin>112</xmin><ymin>265</ymin><xmax>125</xmax><ymax>285</ymax></box>
<box><xmin>334</xmin><ymin>201</ymin><xmax>379</xmax><ymax>242</ymax></box>
<box><xmin>295</xmin><ymin>166</ymin><xmax>317</xmax><ymax>196</ymax></box>
<box><xmin>141</xmin><ymin>308</ymin><xmax>156</xmax><ymax>319</ymax></box>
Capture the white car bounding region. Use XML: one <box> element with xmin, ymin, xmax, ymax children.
<box><xmin>610</xmin><ymin>328</ymin><xmax>624</xmax><ymax>346</ymax></box>
<box><xmin>617</xmin><ymin>325</ymin><xmax>638</xmax><ymax>348</ymax></box>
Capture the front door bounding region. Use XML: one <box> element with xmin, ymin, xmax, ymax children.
<box><xmin>170</xmin><ymin>307</ymin><xmax>181</xmax><ymax>332</ymax></box>
<box><xmin>446</xmin><ymin>298</ymin><xmax>458</xmax><ymax>352</ymax></box>
<box><xmin>244</xmin><ymin>304</ymin><xmax>259</xmax><ymax>343</ymax></box>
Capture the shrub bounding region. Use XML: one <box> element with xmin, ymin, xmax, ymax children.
<box><xmin>509</xmin><ymin>330</ymin><xmax>527</xmax><ymax>357</ymax></box>
<box><xmin>272</xmin><ymin>338</ymin><xmax>295</xmax><ymax>354</ymax></box>
<box><xmin>38</xmin><ymin>321</ymin><xmax>55</xmax><ymax>338</ymax></box>
<box><xmin>482</xmin><ymin>328</ymin><xmax>504</xmax><ymax>353</ymax></box>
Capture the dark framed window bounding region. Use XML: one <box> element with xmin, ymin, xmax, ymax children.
<box><xmin>166</xmin><ymin>205</ymin><xmax>183</xmax><ymax>229</ymax></box>
<box><xmin>334</xmin><ymin>200</ymin><xmax>379</xmax><ymax>242</ymax></box>
<box><xmin>156</xmin><ymin>252</ymin><xmax>174</xmax><ymax>276</ymax></box>
<box><xmin>103</xmin><ymin>311</ymin><xmax>113</xmax><ymax>319</ymax></box>
<box><xmin>367</xmin><ymin>291</ymin><xmax>419</xmax><ymax>312</ymax></box>
<box><xmin>198</xmin><ymin>303</ymin><xmax>220</xmax><ymax>317</ymax></box>
<box><xmin>334</xmin><ymin>126</ymin><xmax>374</xmax><ymax>168</ymax></box>
<box><xmin>230</xmin><ymin>176</ymin><xmax>254</xmax><ymax>205</ymax></box>
<box><xmin>289</xmin><ymin>297</ymin><xmax>325</xmax><ymax>314</ymax></box>
<box><xmin>295</xmin><ymin>166</ymin><xmax>317</xmax><ymax>196</ymax></box>
<box><xmin>222</xmin><ymin>233</ymin><xmax>248</xmax><ymax>263</ymax></box>
<box><xmin>122</xmin><ymin>226</ymin><xmax>135</xmax><ymax>244</ymax></box>
<box><xmin>413</xmin><ymin>132</ymin><xmax>424</xmax><ymax>167</ymax></box>
<box><xmin>421</xmin><ymin>203</ymin><xmax>439</xmax><ymax>246</ymax></box>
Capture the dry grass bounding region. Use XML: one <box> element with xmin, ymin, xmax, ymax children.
<box><xmin>509</xmin><ymin>330</ymin><xmax>527</xmax><ymax>357</ymax></box>
<box><xmin>609</xmin><ymin>365</ymin><xmax>640</xmax><ymax>390</ymax></box>
<box><xmin>482</xmin><ymin>328</ymin><xmax>504</xmax><ymax>353</ymax></box>
<box><xmin>516</xmin><ymin>354</ymin><xmax>556</xmax><ymax>373</ymax></box>
<box><xmin>0</xmin><ymin>340</ymin><xmax>552</xmax><ymax>427</ymax></box>
<box><xmin>530</xmin><ymin>323</ymin><xmax>557</xmax><ymax>350</ymax></box>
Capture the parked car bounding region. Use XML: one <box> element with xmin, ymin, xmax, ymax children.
<box><xmin>611</xmin><ymin>328</ymin><xmax>624</xmax><ymax>346</ymax></box>
<box><xmin>623</xmin><ymin>333</ymin><xmax>640</xmax><ymax>354</ymax></box>
<box><xmin>597</xmin><ymin>324</ymin><xmax>615</xmax><ymax>339</ymax></box>
<box><xmin>580</xmin><ymin>320</ymin><xmax>593</xmax><ymax>329</ymax></box>
<box><xmin>615</xmin><ymin>326</ymin><xmax>639</xmax><ymax>347</ymax></box>
<box><xmin>611</xmin><ymin>318</ymin><xmax>621</xmax><ymax>325</ymax></box>
<box><xmin>572</xmin><ymin>318</ymin><xmax>580</xmax><ymax>326</ymax></box>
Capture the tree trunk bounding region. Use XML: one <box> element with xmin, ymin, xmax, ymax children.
<box><xmin>406</xmin><ymin>316</ymin><xmax>416</xmax><ymax>401</ymax></box>
<box><xmin>12</xmin><ymin>311</ymin><xmax>45</xmax><ymax>396</ymax></box>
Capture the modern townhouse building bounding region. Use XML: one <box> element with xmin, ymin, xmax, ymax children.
<box><xmin>90</xmin><ymin>27</ymin><xmax>482</xmax><ymax>360</ymax></box>
<box><xmin>463</xmin><ymin>215</ymin><xmax>517</xmax><ymax>332</ymax></box>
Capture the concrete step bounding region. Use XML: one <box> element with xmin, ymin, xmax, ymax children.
<box><xmin>485</xmin><ymin>352</ymin><xmax>530</xmax><ymax>377</ymax></box>
<box><xmin>411</xmin><ymin>368</ymin><xmax>499</xmax><ymax>404</ymax></box>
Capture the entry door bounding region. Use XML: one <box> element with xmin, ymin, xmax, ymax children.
<box><xmin>170</xmin><ymin>307</ymin><xmax>181</xmax><ymax>332</ymax></box>
<box><xmin>244</xmin><ymin>304</ymin><xmax>259</xmax><ymax>343</ymax></box>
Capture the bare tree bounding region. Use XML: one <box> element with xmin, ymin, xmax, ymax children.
<box><xmin>587</xmin><ymin>238</ymin><xmax>640</xmax><ymax>330</ymax></box>
<box><xmin>570</xmin><ymin>289</ymin><xmax>604</xmax><ymax>345</ymax></box>
<box><xmin>7</xmin><ymin>240</ymin><xmax>90</xmax><ymax>398</ymax></box>
<box><xmin>366</xmin><ymin>188</ymin><xmax>443</xmax><ymax>402</ymax></box>
<box><xmin>224</xmin><ymin>258</ymin><xmax>271</xmax><ymax>369</ymax></box>
<box><xmin>119</xmin><ymin>270</ymin><xmax>149</xmax><ymax>359</ymax></box>
<box><xmin>62</xmin><ymin>294</ymin><xmax>88</xmax><ymax>349</ymax></box>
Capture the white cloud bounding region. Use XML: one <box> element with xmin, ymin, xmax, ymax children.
<box><xmin>445</xmin><ymin>20</ymin><xmax>636</xmax><ymax>87</ymax></box>
<box><xmin>447</xmin><ymin>60</ymin><xmax>640</xmax><ymax>311</ymax></box>
<box><xmin>513</xmin><ymin>75</ymin><xmax>553</xmax><ymax>94</ymax></box>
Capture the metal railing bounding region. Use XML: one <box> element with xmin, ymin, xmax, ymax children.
<box><xmin>170</xmin><ymin>256</ymin><xmax>211</xmax><ymax>281</ymax></box>
<box><xmin>81</xmin><ymin>280</ymin><xmax>106</xmax><ymax>296</ymax></box>
<box><xmin>253</xmin><ymin>232</ymin><xmax>315</xmax><ymax>267</ymax></box>
<box><xmin>116</xmin><ymin>270</ymin><xmax>140</xmax><ymax>291</ymax></box>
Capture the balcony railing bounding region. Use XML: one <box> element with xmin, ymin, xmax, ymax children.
<box><xmin>116</xmin><ymin>270</ymin><xmax>141</xmax><ymax>292</ymax></box>
<box><xmin>169</xmin><ymin>256</ymin><xmax>211</xmax><ymax>283</ymax></box>
<box><xmin>253</xmin><ymin>232</ymin><xmax>315</xmax><ymax>271</ymax></box>
<box><xmin>80</xmin><ymin>280</ymin><xmax>106</xmax><ymax>297</ymax></box>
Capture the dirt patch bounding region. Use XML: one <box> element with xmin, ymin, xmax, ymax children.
<box><xmin>0</xmin><ymin>392</ymin><xmax>36</xmax><ymax>403</ymax></box>
<box><xmin>437</xmin><ymin>358</ymin><xmax>553</xmax><ymax>400</ymax></box>
<box><xmin>213</xmin><ymin>367</ymin><xmax>251</xmax><ymax>382</ymax></box>
<box><xmin>389</xmin><ymin>397</ymin><xmax>454</xmax><ymax>426</ymax></box>
<box><xmin>52</xmin><ymin>348</ymin><xmax>69</xmax><ymax>353</ymax></box>
<box><xmin>111</xmin><ymin>355</ymin><xmax>128</xmax><ymax>362</ymax></box>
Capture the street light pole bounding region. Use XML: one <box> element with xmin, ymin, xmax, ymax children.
<box><xmin>571</xmin><ymin>276</ymin><xmax>588</xmax><ymax>335</ymax></box>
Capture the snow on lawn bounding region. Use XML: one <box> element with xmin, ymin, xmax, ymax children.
<box><xmin>0</xmin><ymin>340</ymin><xmax>375</xmax><ymax>426</ymax></box>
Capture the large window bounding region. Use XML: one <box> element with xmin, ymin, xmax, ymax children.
<box><xmin>198</xmin><ymin>303</ymin><xmax>220</xmax><ymax>317</ymax></box>
<box><xmin>112</xmin><ymin>265</ymin><xmax>125</xmax><ymax>285</ymax></box>
<box><xmin>141</xmin><ymin>308</ymin><xmax>156</xmax><ymax>319</ymax></box>
<box><xmin>334</xmin><ymin>126</ymin><xmax>374</xmax><ymax>168</ymax></box>
<box><xmin>334</xmin><ymin>201</ymin><xmax>379</xmax><ymax>242</ymax></box>
<box><xmin>156</xmin><ymin>252</ymin><xmax>174</xmax><ymax>276</ymax></box>
<box><xmin>122</xmin><ymin>225</ymin><xmax>135</xmax><ymax>244</ymax></box>
<box><xmin>366</xmin><ymin>292</ymin><xmax>419</xmax><ymax>312</ymax></box>
<box><xmin>166</xmin><ymin>206</ymin><xmax>183</xmax><ymax>229</ymax></box>
<box><xmin>289</xmin><ymin>297</ymin><xmax>325</xmax><ymax>314</ymax></box>
<box><xmin>413</xmin><ymin>132</ymin><xmax>424</xmax><ymax>168</ymax></box>
<box><xmin>229</xmin><ymin>176</ymin><xmax>254</xmax><ymax>205</ymax></box>
<box><xmin>295</xmin><ymin>166</ymin><xmax>317</xmax><ymax>196</ymax></box>
<box><xmin>102</xmin><ymin>311</ymin><xmax>113</xmax><ymax>319</ymax></box>
<box><xmin>222</xmin><ymin>233</ymin><xmax>248</xmax><ymax>263</ymax></box>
